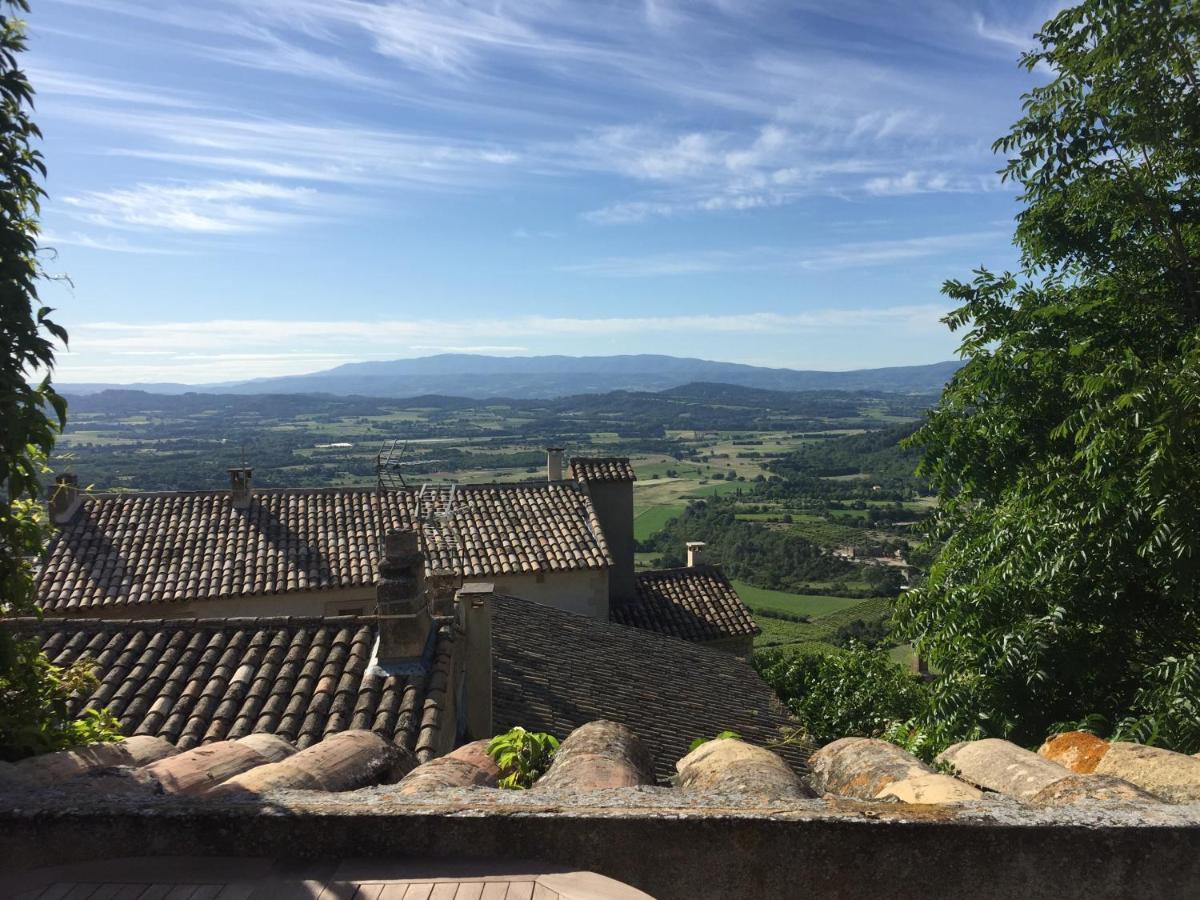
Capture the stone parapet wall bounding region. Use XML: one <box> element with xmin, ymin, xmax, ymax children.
<box><xmin>2</xmin><ymin>787</ymin><xmax>1199</xmax><ymax>899</ymax></box>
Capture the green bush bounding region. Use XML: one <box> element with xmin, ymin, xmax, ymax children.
<box><xmin>755</xmin><ymin>643</ymin><xmax>926</xmax><ymax>746</ymax></box>
<box><xmin>0</xmin><ymin>644</ymin><xmax>120</xmax><ymax>761</ymax></box>
<box><xmin>486</xmin><ymin>726</ymin><xmax>560</xmax><ymax>789</ymax></box>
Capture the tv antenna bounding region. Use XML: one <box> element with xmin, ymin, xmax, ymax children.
<box><xmin>376</xmin><ymin>438</ymin><xmax>411</xmax><ymax>492</ymax></box>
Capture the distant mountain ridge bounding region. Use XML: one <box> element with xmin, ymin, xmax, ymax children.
<box><xmin>59</xmin><ymin>353</ymin><xmax>962</xmax><ymax>399</ymax></box>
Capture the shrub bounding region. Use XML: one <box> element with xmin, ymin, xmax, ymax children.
<box><xmin>486</xmin><ymin>726</ymin><xmax>560</xmax><ymax>789</ymax></box>
<box><xmin>755</xmin><ymin>644</ymin><xmax>926</xmax><ymax>746</ymax></box>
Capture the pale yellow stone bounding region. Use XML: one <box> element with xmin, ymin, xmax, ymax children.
<box><xmin>677</xmin><ymin>737</ymin><xmax>808</xmax><ymax>798</ymax></box>
<box><xmin>875</xmin><ymin>773</ymin><xmax>984</xmax><ymax>804</ymax></box>
<box><xmin>937</xmin><ymin>739</ymin><xmax>1072</xmax><ymax>800</ymax></box>
<box><xmin>1094</xmin><ymin>742</ymin><xmax>1200</xmax><ymax>803</ymax></box>
<box><xmin>809</xmin><ymin>737</ymin><xmax>931</xmax><ymax>799</ymax></box>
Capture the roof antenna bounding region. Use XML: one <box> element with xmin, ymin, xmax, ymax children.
<box><xmin>376</xmin><ymin>437</ymin><xmax>411</xmax><ymax>492</ymax></box>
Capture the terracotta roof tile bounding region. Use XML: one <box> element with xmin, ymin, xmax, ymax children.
<box><xmin>7</xmin><ymin>617</ymin><xmax>455</xmax><ymax>755</ymax></box>
<box><xmin>612</xmin><ymin>566</ymin><xmax>759</xmax><ymax>643</ymax></box>
<box><xmin>37</xmin><ymin>484</ymin><xmax>611</xmax><ymax>612</ymax></box>
<box><xmin>570</xmin><ymin>457</ymin><xmax>637</xmax><ymax>484</ymax></box>
<box><xmin>490</xmin><ymin>595</ymin><xmax>803</xmax><ymax>781</ymax></box>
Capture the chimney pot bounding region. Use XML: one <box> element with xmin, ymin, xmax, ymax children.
<box><xmin>456</xmin><ymin>582</ymin><xmax>495</xmax><ymax>740</ymax></box>
<box><xmin>229</xmin><ymin>467</ymin><xmax>253</xmax><ymax>510</ymax></box>
<box><xmin>546</xmin><ymin>447</ymin><xmax>564</xmax><ymax>482</ymax></box>
<box><xmin>50</xmin><ymin>473</ymin><xmax>81</xmax><ymax>525</ymax></box>
<box><xmin>686</xmin><ymin>541</ymin><xmax>707</xmax><ymax>568</ymax></box>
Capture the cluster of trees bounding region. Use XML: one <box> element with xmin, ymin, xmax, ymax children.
<box><xmin>646</xmin><ymin>501</ymin><xmax>852</xmax><ymax>591</ymax></box>
<box><xmin>767</xmin><ymin>424</ymin><xmax>927</xmax><ymax>497</ymax></box>
<box><xmin>764</xmin><ymin>0</ymin><xmax>1200</xmax><ymax>759</ymax></box>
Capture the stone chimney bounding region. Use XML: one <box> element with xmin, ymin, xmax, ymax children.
<box><xmin>546</xmin><ymin>447</ymin><xmax>564</xmax><ymax>482</ymax></box>
<box><xmin>228</xmin><ymin>466</ymin><xmax>253</xmax><ymax>510</ymax></box>
<box><xmin>375</xmin><ymin>530</ymin><xmax>433</xmax><ymax>671</ymax></box>
<box><xmin>687</xmin><ymin>541</ymin><xmax>707</xmax><ymax>568</ymax></box>
<box><xmin>455</xmin><ymin>582</ymin><xmax>494</xmax><ymax>741</ymax></box>
<box><xmin>49</xmin><ymin>473</ymin><xmax>82</xmax><ymax>526</ymax></box>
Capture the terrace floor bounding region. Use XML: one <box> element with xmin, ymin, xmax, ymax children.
<box><xmin>3</xmin><ymin>858</ymin><xmax>654</xmax><ymax>900</ymax></box>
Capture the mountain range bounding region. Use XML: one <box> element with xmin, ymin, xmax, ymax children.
<box><xmin>59</xmin><ymin>354</ymin><xmax>962</xmax><ymax>399</ymax></box>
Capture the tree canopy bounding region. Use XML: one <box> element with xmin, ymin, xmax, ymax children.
<box><xmin>0</xmin><ymin>0</ymin><xmax>117</xmax><ymax>758</ymax></box>
<box><xmin>895</xmin><ymin>0</ymin><xmax>1200</xmax><ymax>752</ymax></box>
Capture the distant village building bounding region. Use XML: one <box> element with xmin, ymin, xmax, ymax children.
<box><xmin>22</xmin><ymin>452</ymin><xmax>777</xmax><ymax>778</ymax></box>
<box><xmin>39</xmin><ymin>451</ymin><xmax>758</xmax><ymax>656</ymax></box>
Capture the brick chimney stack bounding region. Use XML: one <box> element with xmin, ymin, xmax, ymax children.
<box><xmin>546</xmin><ymin>447</ymin><xmax>565</xmax><ymax>482</ymax></box>
<box><xmin>228</xmin><ymin>467</ymin><xmax>253</xmax><ymax>510</ymax></box>
<box><xmin>456</xmin><ymin>581</ymin><xmax>495</xmax><ymax>741</ymax></box>
<box><xmin>686</xmin><ymin>541</ymin><xmax>707</xmax><ymax>568</ymax></box>
<box><xmin>375</xmin><ymin>530</ymin><xmax>433</xmax><ymax>669</ymax></box>
<box><xmin>49</xmin><ymin>473</ymin><xmax>82</xmax><ymax>525</ymax></box>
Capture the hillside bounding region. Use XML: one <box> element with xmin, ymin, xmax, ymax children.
<box><xmin>58</xmin><ymin>354</ymin><xmax>961</xmax><ymax>399</ymax></box>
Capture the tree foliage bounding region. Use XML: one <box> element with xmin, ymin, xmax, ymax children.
<box><xmin>897</xmin><ymin>0</ymin><xmax>1200</xmax><ymax>752</ymax></box>
<box><xmin>648</xmin><ymin>501</ymin><xmax>851</xmax><ymax>590</ymax></box>
<box><xmin>486</xmin><ymin>727</ymin><xmax>560</xmax><ymax>789</ymax></box>
<box><xmin>755</xmin><ymin>645</ymin><xmax>926</xmax><ymax>746</ymax></box>
<box><xmin>0</xmin><ymin>1</ymin><xmax>117</xmax><ymax>759</ymax></box>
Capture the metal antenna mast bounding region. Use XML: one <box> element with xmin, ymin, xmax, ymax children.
<box><xmin>375</xmin><ymin>438</ymin><xmax>410</xmax><ymax>492</ymax></box>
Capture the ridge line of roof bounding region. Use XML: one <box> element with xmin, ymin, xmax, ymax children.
<box><xmin>69</xmin><ymin>480</ymin><xmax>591</xmax><ymax>503</ymax></box>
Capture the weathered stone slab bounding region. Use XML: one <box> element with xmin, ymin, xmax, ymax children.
<box><xmin>937</xmin><ymin>739</ymin><xmax>1072</xmax><ymax>800</ymax></box>
<box><xmin>218</xmin><ymin>731</ymin><xmax>404</xmax><ymax>795</ymax></box>
<box><xmin>0</xmin><ymin>760</ymin><xmax>29</xmax><ymax>789</ymax></box>
<box><xmin>236</xmin><ymin>733</ymin><xmax>297</xmax><ymax>763</ymax></box>
<box><xmin>140</xmin><ymin>741</ymin><xmax>267</xmax><ymax>796</ymax></box>
<box><xmin>1030</xmin><ymin>773</ymin><xmax>1162</xmax><ymax>805</ymax></box>
<box><xmin>875</xmin><ymin>774</ymin><xmax>983</xmax><ymax>804</ymax></box>
<box><xmin>535</xmin><ymin>721</ymin><xmax>655</xmax><ymax>790</ymax></box>
<box><xmin>1094</xmin><ymin>742</ymin><xmax>1200</xmax><ymax>803</ymax></box>
<box><xmin>676</xmin><ymin>738</ymin><xmax>810</xmax><ymax>799</ymax></box>
<box><xmin>1038</xmin><ymin>732</ymin><xmax>1110</xmax><ymax>774</ymax></box>
<box><xmin>396</xmin><ymin>740</ymin><xmax>500</xmax><ymax>794</ymax></box>
<box><xmin>16</xmin><ymin>736</ymin><xmax>178</xmax><ymax>785</ymax></box>
<box><xmin>808</xmin><ymin>737</ymin><xmax>932</xmax><ymax>799</ymax></box>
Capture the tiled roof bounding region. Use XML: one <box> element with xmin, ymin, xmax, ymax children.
<box><xmin>613</xmin><ymin>566</ymin><xmax>760</xmax><ymax>642</ymax></box>
<box><xmin>8</xmin><ymin>616</ymin><xmax>454</xmax><ymax>759</ymax></box>
<box><xmin>490</xmin><ymin>595</ymin><xmax>804</xmax><ymax>781</ymax></box>
<box><xmin>37</xmin><ymin>484</ymin><xmax>612</xmax><ymax>612</ymax></box>
<box><xmin>570</xmin><ymin>457</ymin><xmax>636</xmax><ymax>483</ymax></box>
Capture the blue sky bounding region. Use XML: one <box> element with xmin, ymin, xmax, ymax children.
<box><xmin>28</xmin><ymin>0</ymin><xmax>1061</xmax><ymax>384</ymax></box>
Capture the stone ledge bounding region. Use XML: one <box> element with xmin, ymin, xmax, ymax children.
<box><xmin>4</xmin><ymin>789</ymin><xmax>1200</xmax><ymax>900</ymax></box>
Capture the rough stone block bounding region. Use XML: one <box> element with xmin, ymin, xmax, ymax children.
<box><xmin>937</xmin><ymin>739</ymin><xmax>1072</xmax><ymax>800</ymax></box>
<box><xmin>1094</xmin><ymin>742</ymin><xmax>1200</xmax><ymax>803</ymax></box>
<box><xmin>875</xmin><ymin>774</ymin><xmax>983</xmax><ymax>804</ymax></box>
<box><xmin>1030</xmin><ymin>773</ymin><xmax>1162</xmax><ymax>805</ymax></box>
<box><xmin>236</xmin><ymin>733</ymin><xmax>297</xmax><ymax>763</ymax></box>
<box><xmin>676</xmin><ymin>738</ymin><xmax>810</xmax><ymax>799</ymax></box>
<box><xmin>140</xmin><ymin>740</ymin><xmax>268</xmax><ymax>796</ymax></box>
<box><xmin>16</xmin><ymin>736</ymin><xmax>178</xmax><ymax>785</ymax></box>
<box><xmin>808</xmin><ymin>737</ymin><xmax>932</xmax><ymax>799</ymax></box>
<box><xmin>535</xmin><ymin>721</ymin><xmax>656</xmax><ymax>790</ymax></box>
<box><xmin>1038</xmin><ymin>731</ymin><xmax>1110</xmax><ymax>773</ymax></box>
<box><xmin>218</xmin><ymin>731</ymin><xmax>404</xmax><ymax>795</ymax></box>
<box><xmin>396</xmin><ymin>740</ymin><xmax>500</xmax><ymax>794</ymax></box>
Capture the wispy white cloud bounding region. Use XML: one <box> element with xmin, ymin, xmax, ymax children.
<box><xmin>40</xmin><ymin>230</ymin><xmax>190</xmax><ymax>254</ymax></box>
<box><xmin>409</xmin><ymin>345</ymin><xmax>530</xmax><ymax>354</ymax></box>
<box><xmin>61</xmin><ymin>180</ymin><xmax>322</xmax><ymax>234</ymax></box>
<box><xmin>26</xmin><ymin>0</ymin><xmax>1038</xmax><ymax>266</ymax></box>
<box><xmin>28</xmin><ymin>67</ymin><xmax>204</xmax><ymax>108</ymax></box>
<box><xmin>562</xmin><ymin>232</ymin><xmax>1004</xmax><ymax>276</ymax></box>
